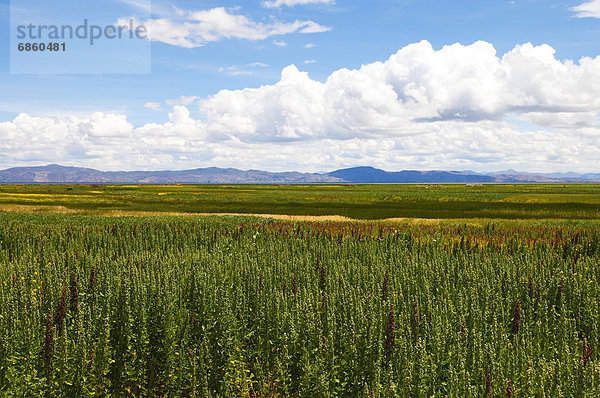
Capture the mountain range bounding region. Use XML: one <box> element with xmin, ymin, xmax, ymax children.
<box><xmin>0</xmin><ymin>164</ymin><xmax>598</xmax><ymax>184</ymax></box>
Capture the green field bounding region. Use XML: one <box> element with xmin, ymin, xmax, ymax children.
<box><xmin>1</xmin><ymin>183</ymin><xmax>600</xmax><ymax>220</ymax></box>
<box><xmin>0</xmin><ymin>186</ymin><xmax>599</xmax><ymax>396</ymax></box>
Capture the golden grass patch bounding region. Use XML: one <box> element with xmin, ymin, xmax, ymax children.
<box><xmin>0</xmin><ymin>204</ymin><xmax>79</xmax><ymax>214</ymax></box>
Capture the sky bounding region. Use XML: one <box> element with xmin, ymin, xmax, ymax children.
<box><xmin>1</xmin><ymin>0</ymin><xmax>600</xmax><ymax>172</ymax></box>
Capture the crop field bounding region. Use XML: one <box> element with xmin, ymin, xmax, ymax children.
<box><xmin>0</xmin><ymin>186</ymin><xmax>599</xmax><ymax>396</ymax></box>
<box><xmin>1</xmin><ymin>183</ymin><xmax>600</xmax><ymax>220</ymax></box>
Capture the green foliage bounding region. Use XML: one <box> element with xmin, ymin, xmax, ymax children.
<box><xmin>0</xmin><ymin>214</ymin><xmax>599</xmax><ymax>396</ymax></box>
<box><xmin>2</xmin><ymin>183</ymin><xmax>600</xmax><ymax>220</ymax></box>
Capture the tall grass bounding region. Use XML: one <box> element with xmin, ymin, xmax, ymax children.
<box><xmin>0</xmin><ymin>215</ymin><xmax>598</xmax><ymax>396</ymax></box>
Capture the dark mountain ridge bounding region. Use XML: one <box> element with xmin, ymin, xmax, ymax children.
<box><xmin>328</xmin><ymin>167</ymin><xmax>495</xmax><ymax>183</ymax></box>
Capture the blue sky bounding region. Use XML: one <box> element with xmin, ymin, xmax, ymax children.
<box><xmin>1</xmin><ymin>0</ymin><xmax>600</xmax><ymax>172</ymax></box>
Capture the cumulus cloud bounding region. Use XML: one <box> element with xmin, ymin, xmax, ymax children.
<box><xmin>198</xmin><ymin>41</ymin><xmax>600</xmax><ymax>142</ymax></box>
<box><xmin>118</xmin><ymin>7</ymin><xmax>330</xmax><ymax>48</ymax></box>
<box><xmin>571</xmin><ymin>0</ymin><xmax>600</xmax><ymax>18</ymax></box>
<box><xmin>2</xmin><ymin>110</ymin><xmax>599</xmax><ymax>172</ymax></box>
<box><xmin>2</xmin><ymin>41</ymin><xmax>600</xmax><ymax>172</ymax></box>
<box><xmin>263</xmin><ymin>0</ymin><xmax>334</xmax><ymax>8</ymax></box>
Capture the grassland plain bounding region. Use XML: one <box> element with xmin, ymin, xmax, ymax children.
<box><xmin>0</xmin><ymin>210</ymin><xmax>599</xmax><ymax>397</ymax></box>
<box><xmin>1</xmin><ymin>183</ymin><xmax>600</xmax><ymax>220</ymax></box>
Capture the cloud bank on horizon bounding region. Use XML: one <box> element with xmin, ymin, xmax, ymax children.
<box><xmin>2</xmin><ymin>40</ymin><xmax>600</xmax><ymax>173</ymax></box>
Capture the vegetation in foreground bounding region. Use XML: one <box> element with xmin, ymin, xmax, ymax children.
<box><xmin>0</xmin><ymin>213</ymin><xmax>598</xmax><ymax>396</ymax></box>
<box><xmin>1</xmin><ymin>183</ymin><xmax>600</xmax><ymax>220</ymax></box>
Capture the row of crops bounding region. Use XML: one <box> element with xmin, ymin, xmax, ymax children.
<box><xmin>0</xmin><ymin>215</ymin><xmax>598</xmax><ymax>396</ymax></box>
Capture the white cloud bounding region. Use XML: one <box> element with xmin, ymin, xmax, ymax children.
<box><xmin>3</xmin><ymin>41</ymin><xmax>600</xmax><ymax>172</ymax></box>
<box><xmin>198</xmin><ymin>41</ymin><xmax>600</xmax><ymax>142</ymax></box>
<box><xmin>273</xmin><ymin>39</ymin><xmax>288</xmax><ymax>47</ymax></box>
<box><xmin>115</xmin><ymin>0</ymin><xmax>152</xmax><ymax>13</ymax></box>
<box><xmin>262</xmin><ymin>0</ymin><xmax>334</xmax><ymax>8</ymax></box>
<box><xmin>571</xmin><ymin>0</ymin><xmax>600</xmax><ymax>18</ymax></box>
<box><xmin>144</xmin><ymin>102</ymin><xmax>163</xmax><ymax>111</ymax></box>
<box><xmin>298</xmin><ymin>21</ymin><xmax>331</xmax><ymax>33</ymax></box>
<box><xmin>304</xmin><ymin>42</ymin><xmax>317</xmax><ymax>49</ymax></box>
<box><xmin>118</xmin><ymin>7</ymin><xmax>331</xmax><ymax>48</ymax></box>
<box><xmin>218</xmin><ymin>66</ymin><xmax>253</xmax><ymax>76</ymax></box>
<box><xmin>304</xmin><ymin>59</ymin><xmax>317</xmax><ymax>64</ymax></box>
<box><xmin>218</xmin><ymin>62</ymin><xmax>269</xmax><ymax>76</ymax></box>
<box><xmin>166</xmin><ymin>96</ymin><xmax>199</xmax><ymax>106</ymax></box>
<box><xmin>2</xmin><ymin>110</ymin><xmax>600</xmax><ymax>172</ymax></box>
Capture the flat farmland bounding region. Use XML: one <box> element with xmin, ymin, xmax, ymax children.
<box><xmin>1</xmin><ymin>185</ymin><xmax>599</xmax><ymax>396</ymax></box>
<box><xmin>1</xmin><ymin>184</ymin><xmax>600</xmax><ymax>220</ymax></box>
